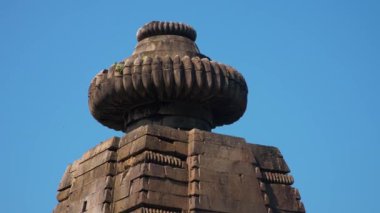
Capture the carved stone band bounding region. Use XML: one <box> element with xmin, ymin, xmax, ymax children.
<box><xmin>261</xmin><ymin>171</ymin><xmax>295</xmax><ymax>185</ymax></box>
<box><xmin>88</xmin><ymin>55</ymin><xmax>247</xmax><ymax>131</ymax></box>
<box><xmin>137</xmin><ymin>21</ymin><xmax>197</xmax><ymax>42</ymax></box>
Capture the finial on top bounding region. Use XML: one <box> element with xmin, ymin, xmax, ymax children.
<box><xmin>88</xmin><ymin>21</ymin><xmax>247</xmax><ymax>132</ymax></box>
<box><xmin>136</xmin><ymin>21</ymin><xmax>197</xmax><ymax>42</ymax></box>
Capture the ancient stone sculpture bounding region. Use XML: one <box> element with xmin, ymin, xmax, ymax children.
<box><xmin>54</xmin><ymin>21</ymin><xmax>305</xmax><ymax>213</ymax></box>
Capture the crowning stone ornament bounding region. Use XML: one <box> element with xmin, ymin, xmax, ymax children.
<box><xmin>55</xmin><ymin>21</ymin><xmax>305</xmax><ymax>213</ymax></box>
<box><xmin>88</xmin><ymin>21</ymin><xmax>247</xmax><ymax>132</ymax></box>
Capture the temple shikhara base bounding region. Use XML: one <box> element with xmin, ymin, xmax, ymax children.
<box><xmin>54</xmin><ymin>21</ymin><xmax>305</xmax><ymax>213</ymax></box>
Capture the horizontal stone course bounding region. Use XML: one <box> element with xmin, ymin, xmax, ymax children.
<box><xmin>118</xmin><ymin>135</ymin><xmax>187</xmax><ymax>162</ymax></box>
<box><xmin>74</xmin><ymin>150</ymin><xmax>117</xmax><ymax>177</ymax></box>
<box><xmin>119</xmin><ymin>125</ymin><xmax>188</xmax><ymax>148</ymax></box>
<box><xmin>188</xmin><ymin>154</ymin><xmax>254</xmax><ymax>175</ymax></box>
<box><xmin>79</xmin><ymin>137</ymin><xmax>119</xmax><ymax>164</ymax></box>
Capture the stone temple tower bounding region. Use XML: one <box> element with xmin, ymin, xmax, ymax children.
<box><xmin>54</xmin><ymin>21</ymin><xmax>306</xmax><ymax>213</ymax></box>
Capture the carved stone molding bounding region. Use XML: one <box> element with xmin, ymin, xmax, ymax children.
<box><xmin>137</xmin><ymin>21</ymin><xmax>197</xmax><ymax>42</ymax></box>
<box><xmin>261</xmin><ymin>171</ymin><xmax>294</xmax><ymax>185</ymax></box>
<box><xmin>88</xmin><ymin>21</ymin><xmax>247</xmax><ymax>132</ymax></box>
<box><xmin>89</xmin><ymin>55</ymin><xmax>247</xmax><ymax>131</ymax></box>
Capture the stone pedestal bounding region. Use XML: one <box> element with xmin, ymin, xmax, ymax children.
<box><xmin>54</xmin><ymin>125</ymin><xmax>305</xmax><ymax>213</ymax></box>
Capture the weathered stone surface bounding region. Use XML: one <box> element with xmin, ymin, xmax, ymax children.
<box><xmin>188</xmin><ymin>155</ymin><xmax>252</xmax><ymax>175</ymax></box>
<box><xmin>74</xmin><ymin>150</ymin><xmax>117</xmax><ymax>178</ymax></box>
<box><xmin>54</xmin><ymin>139</ymin><xmax>117</xmax><ymax>212</ymax></box>
<box><xmin>79</xmin><ymin>137</ymin><xmax>119</xmax><ymax>163</ymax></box>
<box><xmin>57</xmin><ymin>164</ymin><xmax>73</xmax><ymax>191</ymax></box>
<box><xmin>89</xmin><ymin>21</ymin><xmax>247</xmax><ymax>132</ymax></box>
<box><xmin>117</xmin><ymin>135</ymin><xmax>187</xmax><ymax>162</ymax></box>
<box><xmin>249</xmin><ymin>143</ymin><xmax>290</xmax><ymax>173</ymax></box>
<box><xmin>55</xmin><ymin>124</ymin><xmax>305</xmax><ymax>212</ymax></box>
<box><xmin>188</xmin><ymin>139</ymin><xmax>254</xmax><ymax>162</ymax></box>
<box><xmin>264</xmin><ymin>184</ymin><xmax>306</xmax><ymax>213</ymax></box>
<box><xmin>189</xmin><ymin>128</ymin><xmax>246</xmax><ymax>148</ymax></box>
<box><xmin>55</xmin><ymin>20</ymin><xmax>305</xmax><ymax>213</ymax></box>
<box><xmin>119</xmin><ymin>125</ymin><xmax>188</xmax><ymax>148</ymax></box>
<box><xmin>69</xmin><ymin>177</ymin><xmax>110</xmax><ymax>201</ymax></box>
<box><xmin>115</xmin><ymin>190</ymin><xmax>188</xmax><ymax>212</ymax></box>
<box><xmin>187</xmin><ymin>129</ymin><xmax>268</xmax><ymax>213</ymax></box>
<box><xmin>113</xmin><ymin>191</ymin><xmax>146</xmax><ymax>212</ymax></box>
<box><xmin>56</xmin><ymin>187</ymin><xmax>70</xmax><ymax>202</ymax></box>
<box><xmin>72</xmin><ymin>163</ymin><xmax>116</xmax><ymax>190</ymax></box>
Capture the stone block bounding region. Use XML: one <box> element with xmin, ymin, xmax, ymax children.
<box><xmin>163</xmin><ymin>165</ymin><xmax>188</xmax><ymax>182</ymax></box>
<box><xmin>114</xmin><ymin>164</ymin><xmax>156</xmax><ymax>201</ymax></box>
<box><xmin>118</xmin><ymin>136</ymin><xmax>150</xmax><ymax>162</ymax></box>
<box><xmin>119</xmin><ymin>125</ymin><xmax>188</xmax><ymax>148</ymax></box>
<box><xmin>145</xmin><ymin>177</ymin><xmax>187</xmax><ymax>196</ymax></box>
<box><xmin>188</xmin><ymin>168</ymin><xmax>256</xmax><ymax>187</ymax></box>
<box><xmin>74</xmin><ymin>150</ymin><xmax>117</xmax><ymax>177</ymax></box>
<box><xmin>188</xmin><ymin>139</ymin><xmax>254</xmax><ymax>162</ymax></box>
<box><xmin>84</xmin><ymin>203</ymin><xmax>110</xmax><ymax>213</ymax></box>
<box><xmin>113</xmin><ymin>173</ymin><xmax>132</xmax><ymax>201</ymax></box>
<box><xmin>113</xmin><ymin>191</ymin><xmax>147</xmax><ymax>212</ymax></box>
<box><xmin>67</xmin><ymin>188</ymin><xmax>112</xmax><ymax>212</ymax></box>
<box><xmin>57</xmin><ymin>164</ymin><xmax>73</xmax><ymax>191</ymax></box>
<box><xmin>79</xmin><ymin>137</ymin><xmax>119</xmax><ymax>163</ymax></box>
<box><xmin>72</xmin><ymin>176</ymin><xmax>111</xmax><ymax>197</ymax></box>
<box><xmin>119</xmin><ymin>126</ymin><xmax>150</xmax><ymax>147</ymax></box>
<box><xmin>69</xmin><ymin>178</ymin><xmax>111</xmax><ymax>202</ymax></box>
<box><xmin>196</xmin><ymin>175</ymin><xmax>261</xmax><ymax>200</ymax></box>
<box><xmin>117</xmin><ymin>162</ymin><xmax>187</xmax><ymax>182</ymax></box>
<box><xmin>266</xmin><ymin>184</ymin><xmax>304</xmax><ymax>212</ymax></box>
<box><xmin>249</xmin><ymin>144</ymin><xmax>290</xmax><ymax>173</ymax></box>
<box><xmin>56</xmin><ymin>187</ymin><xmax>70</xmax><ymax>202</ymax></box>
<box><xmin>189</xmin><ymin>194</ymin><xmax>265</xmax><ymax>213</ymax></box>
<box><xmin>188</xmin><ymin>154</ymin><xmax>254</xmax><ymax>175</ymax></box>
<box><xmin>144</xmin><ymin>124</ymin><xmax>188</xmax><ymax>142</ymax></box>
<box><xmin>188</xmin><ymin>169</ymin><xmax>266</xmax><ymax>212</ymax></box>
<box><xmin>173</xmin><ymin>141</ymin><xmax>187</xmax><ymax>156</ymax></box>
<box><xmin>71</xmin><ymin>162</ymin><xmax>116</xmax><ymax>191</ymax></box>
<box><xmin>144</xmin><ymin>191</ymin><xmax>188</xmax><ymax>210</ymax></box>
<box><xmin>188</xmin><ymin>129</ymin><xmax>246</xmax><ymax>148</ymax></box>
<box><xmin>114</xmin><ymin>163</ymin><xmax>188</xmax><ymax>201</ymax></box>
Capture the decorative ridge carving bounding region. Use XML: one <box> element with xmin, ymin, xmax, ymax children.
<box><xmin>144</xmin><ymin>151</ymin><xmax>184</xmax><ymax>168</ymax></box>
<box><xmin>89</xmin><ymin>55</ymin><xmax>247</xmax><ymax>131</ymax></box>
<box><xmin>261</xmin><ymin>171</ymin><xmax>294</xmax><ymax>185</ymax></box>
<box><xmin>121</xmin><ymin>151</ymin><xmax>184</xmax><ymax>169</ymax></box>
<box><xmin>141</xmin><ymin>207</ymin><xmax>181</xmax><ymax>213</ymax></box>
<box><xmin>255</xmin><ymin>164</ymin><xmax>305</xmax><ymax>213</ymax></box>
<box><xmin>89</xmin><ymin>21</ymin><xmax>248</xmax><ymax>132</ymax></box>
<box><xmin>137</xmin><ymin>21</ymin><xmax>197</xmax><ymax>42</ymax></box>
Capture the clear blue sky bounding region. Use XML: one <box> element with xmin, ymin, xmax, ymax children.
<box><xmin>1</xmin><ymin>0</ymin><xmax>379</xmax><ymax>212</ymax></box>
